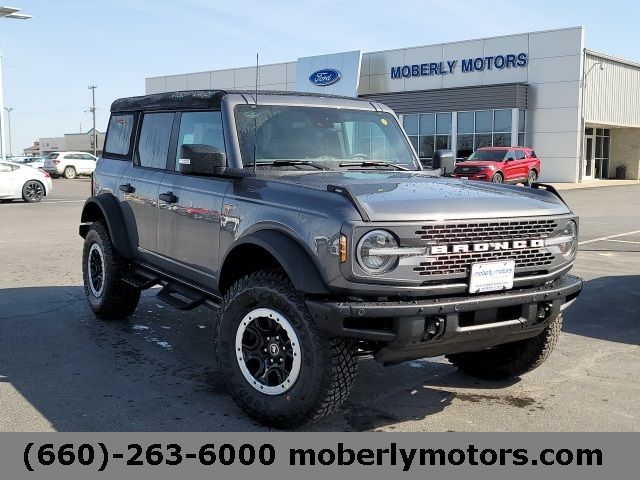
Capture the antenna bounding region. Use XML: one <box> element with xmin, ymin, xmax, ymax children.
<box><xmin>253</xmin><ymin>53</ymin><xmax>259</xmax><ymax>174</ymax></box>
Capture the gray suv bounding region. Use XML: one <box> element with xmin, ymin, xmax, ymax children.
<box><xmin>80</xmin><ymin>90</ymin><xmax>582</xmax><ymax>428</ymax></box>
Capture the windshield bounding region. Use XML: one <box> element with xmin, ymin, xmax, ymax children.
<box><xmin>467</xmin><ymin>150</ymin><xmax>507</xmax><ymax>162</ymax></box>
<box><xmin>234</xmin><ymin>105</ymin><xmax>418</xmax><ymax>169</ymax></box>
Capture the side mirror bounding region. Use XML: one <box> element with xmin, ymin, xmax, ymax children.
<box><xmin>178</xmin><ymin>144</ymin><xmax>226</xmax><ymax>176</ymax></box>
<box><xmin>505</xmin><ymin>156</ymin><xmax>515</xmax><ymax>162</ymax></box>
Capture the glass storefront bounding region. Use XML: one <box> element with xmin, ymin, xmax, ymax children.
<box><xmin>402</xmin><ymin>109</ymin><xmax>526</xmax><ymax>164</ymax></box>
<box><xmin>403</xmin><ymin>112</ymin><xmax>452</xmax><ymax>166</ymax></box>
<box><xmin>583</xmin><ymin>127</ymin><xmax>611</xmax><ymax>179</ymax></box>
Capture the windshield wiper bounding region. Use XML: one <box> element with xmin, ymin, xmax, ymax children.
<box><xmin>244</xmin><ymin>160</ymin><xmax>325</xmax><ymax>170</ymax></box>
<box><xmin>338</xmin><ymin>161</ymin><xmax>409</xmax><ymax>171</ymax></box>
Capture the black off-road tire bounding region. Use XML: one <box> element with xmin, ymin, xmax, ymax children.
<box><xmin>82</xmin><ymin>222</ymin><xmax>140</xmax><ymax>320</ymax></box>
<box><xmin>446</xmin><ymin>314</ymin><xmax>563</xmax><ymax>380</ymax></box>
<box><xmin>216</xmin><ymin>269</ymin><xmax>358</xmax><ymax>429</ymax></box>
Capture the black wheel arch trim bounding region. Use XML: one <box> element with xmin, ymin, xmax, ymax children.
<box><xmin>221</xmin><ymin>229</ymin><xmax>330</xmax><ymax>295</ymax></box>
<box><xmin>79</xmin><ymin>194</ymin><xmax>134</xmax><ymax>258</ymax></box>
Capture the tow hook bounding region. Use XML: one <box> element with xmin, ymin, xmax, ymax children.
<box><xmin>537</xmin><ymin>303</ymin><xmax>553</xmax><ymax>322</ymax></box>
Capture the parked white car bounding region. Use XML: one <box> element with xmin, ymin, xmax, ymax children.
<box><xmin>10</xmin><ymin>156</ymin><xmax>45</xmax><ymax>169</ymax></box>
<box><xmin>42</xmin><ymin>151</ymin><xmax>97</xmax><ymax>179</ymax></box>
<box><xmin>0</xmin><ymin>161</ymin><xmax>53</xmax><ymax>202</ymax></box>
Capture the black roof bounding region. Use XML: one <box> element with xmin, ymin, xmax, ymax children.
<box><xmin>110</xmin><ymin>89</ymin><xmax>366</xmax><ymax>113</ymax></box>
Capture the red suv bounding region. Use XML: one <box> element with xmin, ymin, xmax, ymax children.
<box><xmin>452</xmin><ymin>147</ymin><xmax>541</xmax><ymax>186</ymax></box>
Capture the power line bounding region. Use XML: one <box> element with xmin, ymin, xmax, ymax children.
<box><xmin>13</xmin><ymin>107</ymin><xmax>108</xmax><ymax>116</ymax></box>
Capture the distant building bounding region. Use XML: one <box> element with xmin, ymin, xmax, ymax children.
<box><xmin>38</xmin><ymin>137</ymin><xmax>64</xmax><ymax>155</ymax></box>
<box><xmin>24</xmin><ymin>128</ymin><xmax>105</xmax><ymax>156</ymax></box>
<box><xmin>64</xmin><ymin>128</ymin><xmax>105</xmax><ymax>156</ymax></box>
<box><xmin>23</xmin><ymin>141</ymin><xmax>40</xmax><ymax>157</ymax></box>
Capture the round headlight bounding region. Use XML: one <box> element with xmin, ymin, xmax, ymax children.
<box><xmin>546</xmin><ymin>221</ymin><xmax>578</xmax><ymax>259</ymax></box>
<box><xmin>357</xmin><ymin>230</ymin><xmax>398</xmax><ymax>274</ymax></box>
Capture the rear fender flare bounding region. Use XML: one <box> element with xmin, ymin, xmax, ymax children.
<box><xmin>79</xmin><ymin>194</ymin><xmax>134</xmax><ymax>258</ymax></box>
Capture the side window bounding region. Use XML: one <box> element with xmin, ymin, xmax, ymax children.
<box><xmin>105</xmin><ymin>114</ymin><xmax>135</xmax><ymax>156</ymax></box>
<box><xmin>516</xmin><ymin>150</ymin><xmax>526</xmax><ymax>160</ymax></box>
<box><xmin>175</xmin><ymin>111</ymin><xmax>225</xmax><ymax>171</ymax></box>
<box><xmin>136</xmin><ymin>112</ymin><xmax>175</xmax><ymax>169</ymax></box>
<box><xmin>505</xmin><ymin>149</ymin><xmax>516</xmax><ymax>160</ymax></box>
<box><xmin>82</xmin><ymin>154</ymin><xmax>96</xmax><ymax>161</ymax></box>
<box><xmin>530</xmin><ymin>150</ymin><xmax>537</xmax><ymax>158</ymax></box>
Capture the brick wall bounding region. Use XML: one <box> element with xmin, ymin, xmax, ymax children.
<box><xmin>609</xmin><ymin>128</ymin><xmax>640</xmax><ymax>180</ymax></box>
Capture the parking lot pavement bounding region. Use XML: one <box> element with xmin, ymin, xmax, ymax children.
<box><xmin>1</xmin><ymin>180</ymin><xmax>638</xmax><ymax>431</ymax></box>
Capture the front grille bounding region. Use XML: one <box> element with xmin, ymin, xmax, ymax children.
<box><xmin>412</xmin><ymin>219</ymin><xmax>559</xmax><ymax>277</ymax></box>
<box><xmin>413</xmin><ymin>249</ymin><xmax>554</xmax><ymax>276</ymax></box>
<box><xmin>454</xmin><ymin>166</ymin><xmax>481</xmax><ymax>174</ymax></box>
<box><xmin>415</xmin><ymin>219</ymin><xmax>557</xmax><ymax>244</ymax></box>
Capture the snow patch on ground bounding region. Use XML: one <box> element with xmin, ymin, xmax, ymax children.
<box><xmin>144</xmin><ymin>336</ymin><xmax>173</xmax><ymax>351</ymax></box>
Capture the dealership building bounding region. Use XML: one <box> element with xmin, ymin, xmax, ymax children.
<box><xmin>145</xmin><ymin>27</ymin><xmax>640</xmax><ymax>182</ymax></box>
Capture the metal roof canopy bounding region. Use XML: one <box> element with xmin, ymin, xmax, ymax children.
<box><xmin>0</xmin><ymin>6</ymin><xmax>32</xmax><ymax>18</ymax></box>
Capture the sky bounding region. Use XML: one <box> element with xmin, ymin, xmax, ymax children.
<box><xmin>1</xmin><ymin>0</ymin><xmax>639</xmax><ymax>154</ymax></box>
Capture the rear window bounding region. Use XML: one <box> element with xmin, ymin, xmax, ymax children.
<box><xmin>44</xmin><ymin>153</ymin><xmax>59</xmax><ymax>160</ymax></box>
<box><xmin>105</xmin><ymin>114</ymin><xmax>135</xmax><ymax>156</ymax></box>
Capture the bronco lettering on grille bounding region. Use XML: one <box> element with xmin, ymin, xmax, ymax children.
<box><xmin>429</xmin><ymin>239</ymin><xmax>545</xmax><ymax>255</ymax></box>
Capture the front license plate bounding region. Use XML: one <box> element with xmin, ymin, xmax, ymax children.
<box><xmin>469</xmin><ymin>260</ymin><xmax>515</xmax><ymax>293</ymax></box>
<box><xmin>460</xmin><ymin>176</ymin><xmax>469</xmax><ymax>180</ymax></box>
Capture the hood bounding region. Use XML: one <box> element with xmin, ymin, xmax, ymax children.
<box><xmin>263</xmin><ymin>170</ymin><xmax>569</xmax><ymax>221</ymax></box>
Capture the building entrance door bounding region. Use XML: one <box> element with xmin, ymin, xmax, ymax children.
<box><xmin>583</xmin><ymin>131</ymin><xmax>595</xmax><ymax>180</ymax></box>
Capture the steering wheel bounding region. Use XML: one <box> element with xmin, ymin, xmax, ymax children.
<box><xmin>348</xmin><ymin>153</ymin><xmax>369</xmax><ymax>160</ymax></box>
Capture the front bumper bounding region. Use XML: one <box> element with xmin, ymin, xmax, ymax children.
<box><xmin>452</xmin><ymin>172</ymin><xmax>490</xmax><ymax>180</ymax></box>
<box><xmin>306</xmin><ymin>274</ymin><xmax>582</xmax><ymax>364</ymax></box>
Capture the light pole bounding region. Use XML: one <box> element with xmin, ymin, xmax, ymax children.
<box><xmin>579</xmin><ymin>56</ymin><xmax>604</xmax><ymax>181</ymax></box>
<box><xmin>4</xmin><ymin>106</ymin><xmax>12</xmax><ymax>156</ymax></box>
<box><xmin>0</xmin><ymin>6</ymin><xmax>32</xmax><ymax>162</ymax></box>
<box><xmin>88</xmin><ymin>85</ymin><xmax>97</xmax><ymax>157</ymax></box>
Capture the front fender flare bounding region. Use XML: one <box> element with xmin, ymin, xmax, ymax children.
<box><xmin>225</xmin><ymin>230</ymin><xmax>330</xmax><ymax>295</ymax></box>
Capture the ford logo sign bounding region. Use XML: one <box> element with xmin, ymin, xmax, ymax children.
<box><xmin>309</xmin><ymin>69</ymin><xmax>341</xmax><ymax>86</ymax></box>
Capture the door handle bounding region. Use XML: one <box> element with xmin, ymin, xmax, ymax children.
<box><xmin>159</xmin><ymin>191</ymin><xmax>178</xmax><ymax>204</ymax></box>
<box><xmin>119</xmin><ymin>183</ymin><xmax>135</xmax><ymax>193</ymax></box>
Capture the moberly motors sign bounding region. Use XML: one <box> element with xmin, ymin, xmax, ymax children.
<box><xmin>391</xmin><ymin>52</ymin><xmax>528</xmax><ymax>79</ymax></box>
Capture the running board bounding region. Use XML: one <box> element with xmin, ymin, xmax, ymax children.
<box><xmin>121</xmin><ymin>269</ymin><xmax>160</xmax><ymax>289</ymax></box>
<box><xmin>156</xmin><ymin>283</ymin><xmax>205</xmax><ymax>311</ymax></box>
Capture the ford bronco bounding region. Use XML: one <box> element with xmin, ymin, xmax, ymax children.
<box><xmin>80</xmin><ymin>90</ymin><xmax>582</xmax><ymax>428</ymax></box>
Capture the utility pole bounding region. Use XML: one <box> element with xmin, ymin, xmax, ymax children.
<box><xmin>4</xmin><ymin>107</ymin><xmax>13</xmax><ymax>157</ymax></box>
<box><xmin>0</xmin><ymin>7</ymin><xmax>33</xmax><ymax>162</ymax></box>
<box><xmin>88</xmin><ymin>85</ymin><xmax>97</xmax><ymax>156</ymax></box>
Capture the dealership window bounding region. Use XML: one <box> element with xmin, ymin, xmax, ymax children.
<box><xmin>518</xmin><ymin>109</ymin><xmax>526</xmax><ymax>146</ymax></box>
<box><xmin>455</xmin><ymin>109</ymin><xmax>515</xmax><ymax>159</ymax></box>
<box><xmin>594</xmin><ymin>128</ymin><xmax>611</xmax><ymax>179</ymax></box>
<box><xmin>402</xmin><ymin>112</ymin><xmax>451</xmax><ymax>166</ymax></box>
